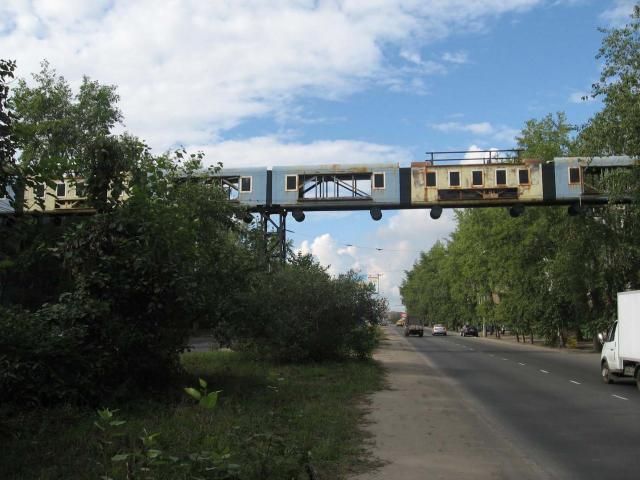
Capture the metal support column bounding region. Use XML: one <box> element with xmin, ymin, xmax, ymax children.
<box><xmin>260</xmin><ymin>209</ymin><xmax>288</xmax><ymax>265</ymax></box>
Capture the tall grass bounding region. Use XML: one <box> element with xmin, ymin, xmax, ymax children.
<box><xmin>2</xmin><ymin>351</ymin><xmax>385</xmax><ymax>479</ymax></box>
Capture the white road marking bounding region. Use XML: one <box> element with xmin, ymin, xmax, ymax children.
<box><xmin>569</xmin><ymin>380</ymin><xmax>581</xmax><ymax>385</ymax></box>
<box><xmin>612</xmin><ymin>394</ymin><xmax>628</xmax><ymax>401</ymax></box>
<box><xmin>489</xmin><ymin>354</ymin><xmax>495</xmax><ymax>357</ymax></box>
<box><xmin>468</xmin><ymin>348</ymin><xmax>474</xmax><ymax>351</ymax></box>
<box><xmin>540</xmin><ymin>369</ymin><xmax>550</xmax><ymax>374</ymax></box>
<box><xmin>502</xmin><ymin>358</ymin><xmax>508</xmax><ymax>361</ymax></box>
<box><xmin>518</xmin><ymin>362</ymin><xmax>526</xmax><ymax>366</ymax></box>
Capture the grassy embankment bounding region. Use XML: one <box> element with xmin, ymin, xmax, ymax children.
<box><xmin>2</xmin><ymin>350</ymin><xmax>385</xmax><ymax>479</ymax></box>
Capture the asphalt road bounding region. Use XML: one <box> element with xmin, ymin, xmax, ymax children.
<box><xmin>404</xmin><ymin>327</ymin><xmax>640</xmax><ymax>480</ymax></box>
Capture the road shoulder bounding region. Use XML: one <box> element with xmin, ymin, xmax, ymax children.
<box><xmin>351</xmin><ymin>327</ymin><xmax>554</xmax><ymax>480</ymax></box>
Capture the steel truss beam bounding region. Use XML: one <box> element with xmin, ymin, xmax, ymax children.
<box><xmin>260</xmin><ymin>208</ymin><xmax>287</xmax><ymax>265</ymax></box>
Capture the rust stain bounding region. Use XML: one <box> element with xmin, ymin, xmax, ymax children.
<box><xmin>522</xmin><ymin>158</ymin><xmax>543</xmax><ymax>165</ymax></box>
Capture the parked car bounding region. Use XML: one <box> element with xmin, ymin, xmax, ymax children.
<box><xmin>460</xmin><ymin>325</ymin><xmax>478</xmax><ymax>337</ymax></box>
<box><xmin>432</xmin><ymin>324</ymin><xmax>447</xmax><ymax>336</ymax></box>
<box><xmin>396</xmin><ymin>319</ymin><xmax>405</xmax><ymax>327</ymax></box>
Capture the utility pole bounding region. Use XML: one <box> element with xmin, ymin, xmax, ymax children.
<box><xmin>367</xmin><ymin>273</ymin><xmax>383</xmax><ymax>294</ymax></box>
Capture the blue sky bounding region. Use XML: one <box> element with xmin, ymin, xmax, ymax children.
<box><xmin>1</xmin><ymin>0</ymin><xmax>636</xmax><ymax>310</ymax></box>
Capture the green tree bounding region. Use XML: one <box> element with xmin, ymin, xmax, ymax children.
<box><xmin>237</xmin><ymin>254</ymin><xmax>385</xmax><ymax>362</ymax></box>
<box><xmin>516</xmin><ymin>112</ymin><xmax>575</xmax><ymax>160</ymax></box>
<box><xmin>580</xmin><ymin>5</ymin><xmax>640</xmax><ymax>157</ymax></box>
<box><xmin>10</xmin><ymin>60</ymin><xmax>141</xmax><ymax>212</ymax></box>
<box><xmin>576</xmin><ymin>4</ymin><xmax>640</xmax><ymax>337</ymax></box>
<box><xmin>0</xmin><ymin>59</ymin><xmax>17</xmax><ymax>200</ymax></box>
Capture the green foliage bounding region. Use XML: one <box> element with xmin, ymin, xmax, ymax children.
<box><xmin>8</xmin><ymin>60</ymin><xmax>146</xmax><ymax>213</ymax></box>
<box><xmin>0</xmin><ymin>58</ymin><xmax>17</xmax><ymax>198</ymax></box>
<box><xmin>2</xmin><ymin>60</ymin><xmax>389</xmax><ymax>421</ymax></box>
<box><xmin>401</xmin><ymin>202</ymin><xmax>637</xmax><ymax>345</ymax></box>
<box><xmin>41</xmin><ymin>171</ymin><xmax>248</xmax><ymax>400</ymax></box>
<box><xmin>1</xmin><ymin>352</ymin><xmax>384</xmax><ymax>479</ymax></box>
<box><xmin>403</xmin><ymin>14</ymin><xmax>640</xmax><ymax>346</ymax></box>
<box><xmin>0</xmin><ymin>217</ymin><xmax>75</xmax><ymax>309</ymax></box>
<box><xmin>579</xmin><ymin>5</ymin><xmax>640</xmax><ymax>158</ymax></box>
<box><xmin>11</xmin><ymin>61</ymin><xmax>122</xmax><ymax>173</ymax></box>
<box><xmin>1</xmin><ymin>146</ymin><xmax>252</xmax><ymax>405</ymax></box>
<box><xmin>93</xmin><ymin>406</ymin><xmax>240</xmax><ymax>479</ymax></box>
<box><xmin>184</xmin><ymin>378</ymin><xmax>222</xmax><ymax>409</ymax></box>
<box><xmin>0</xmin><ymin>296</ymin><xmax>107</xmax><ymax>406</ymax></box>
<box><xmin>236</xmin><ymin>254</ymin><xmax>387</xmax><ymax>362</ymax></box>
<box><xmin>516</xmin><ymin>112</ymin><xmax>576</xmax><ymax>161</ymax></box>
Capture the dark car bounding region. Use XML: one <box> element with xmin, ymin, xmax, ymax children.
<box><xmin>460</xmin><ymin>325</ymin><xmax>479</xmax><ymax>337</ymax></box>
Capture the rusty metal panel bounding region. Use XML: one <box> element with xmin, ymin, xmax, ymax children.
<box><xmin>411</xmin><ymin>163</ymin><xmax>544</xmax><ymax>206</ymax></box>
<box><xmin>437</xmin><ymin>188</ymin><xmax>518</xmax><ymax>201</ymax></box>
<box><xmin>553</xmin><ymin>156</ymin><xmax>636</xmax><ymax>201</ymax></box>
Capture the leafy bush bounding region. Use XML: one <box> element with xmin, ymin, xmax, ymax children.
<box><xmin>1</xmin><ymin>172</ymin><xmax>254</xmax><ymax>405</ymax></box>
<box><xmin>235</xmin><ymin>254</ymin><xmax>386</xmax><ymax>362</ymax></box>
<box><xmin>0</xmin><ymin>296</ymin><xmax>107</xmax><ymax>405</ymax></box>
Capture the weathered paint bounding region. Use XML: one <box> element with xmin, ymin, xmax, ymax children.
<box><xmin>272</xmin><ymin>163</ymin><xmax>400</xmax><ymax>208</ymax></box>
<box><xmin>2</xmin><ymin>156</ymin><xmax>636</xmax><ymax>216</ymax></box>
<box><xmin>553</xmin><ymin>156</ymin><xmax>635</xmax><ymax>201</ymax></box>
<box><xmin>23</xmin><ymin>179</ymin><xmax>93</xmax><ymax>213</ymax></box>
<box><xmin>213</xmin><ymin>167</ymin><xmax>269</xmax><ymax>207</ymax></box>
<box><xmin>410</xmin><ymin>162</ymin><xmax>544</xmax><ymax>206</ymax></box>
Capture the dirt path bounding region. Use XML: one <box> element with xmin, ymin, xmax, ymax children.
<box><xmin>350</xmin><ymin>327</ymin><xmax>554</xmax><ymax>480</ymax></box>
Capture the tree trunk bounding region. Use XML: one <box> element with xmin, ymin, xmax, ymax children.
<box><xmin>558</xmin><ymin>328</ymin><xmax>566</xmax><ymax>348</ymax></box>
<box><xmin>12</xmin><ymin>176</ymin><xmax>25</xmax><ymax>216</ymax></box>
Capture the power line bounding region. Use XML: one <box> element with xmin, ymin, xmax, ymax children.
<box><xmin>288</xmin><ymin>229</ymin><xmax>427</xmax><ymax>254</ymax></box>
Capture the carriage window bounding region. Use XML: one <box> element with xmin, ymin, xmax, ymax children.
<box><xmin>285</xmin><ymin>175</ymin><xmax>297</xmax><ymax>191</ymax></box>
<box><xmin>426</xmin><ymin>172</ymin><xmax>437</xmax><ymax>187</ymax></box>
<box><xmin>496</xmin><ymin>170</ymin><xmax>506</xmax><ymax>185</ymax></box>
<box><xmin>373</xmin><ymin>172</ymin><xmax>385</xmax><ymax>189</ymax></box>
<box><xmin>449</xmin><ymin>171</ymin><xmax>460</xmax><ymax>187</ymax></box>
<box><xmin>472</xmin><ymin>171</ymin><xmax>483</xmax><ymax>186</ymax></box>
<box><xmin>240</xmin><ymin>176</ymin><xmax>252</xmax><ymax>193</ymax></box>
<box><xmin>569</xmin><ymin>167</ymin><xmax>581</xmax><ymax>184</ymax></box>
<box><xmin>56</xmin><ymin>183</ymin><xmax>66</xmax><ymax>197</ymax></box>
<box><xmin>518</xmin><ymin>169</ymin><xmax>529</xmax><ymax>185</ymax></box>
<box><xmin>75</xmin><ymin>181</ymin><xmax>85</xmax><ymax>197</ymax></box>
<box><xmin>36</xmin><ymin>184</ymin><xmax>45</xmax><ymax>199</ymax></box>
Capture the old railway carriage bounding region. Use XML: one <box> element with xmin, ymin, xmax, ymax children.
<box><xmin>271</xmin><ymin>163</ymin><xmax>400</xmax><ymax>211</ymax></box>
<box><xmin>1</xmin><ymin>155</ymin><xmax>637</xmax><ymax>218</ymax></box>
<box><xmin>551</xmin><ymin>156</ymin><xmax>636</xmax><ymax>205</ymax></box>
<box><xmin>410</xmin><ymin>159</ymin><xmax>546</xmax><ymax>207</ymax></box>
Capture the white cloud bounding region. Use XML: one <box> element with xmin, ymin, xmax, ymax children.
<box><xmin>299</xmin><ymin>233</ymin><xmax>361</xmax><ymax>277</ymax></box>
<box><xmin>431</xmin><ymin>121</ymin><xmax>494</xmax><ymax>135</ymax></box>
<box><xmin>600</xmin><ymin>0</ymin><xmax>637</xmax><ymax>26</ymax></box>
<box><xmin>442</xmin><ymin>51</ymin><xmax>469</xmax><ymax>64</ymax></box>
<box><xmin>1</xmin><ymin>0</ymin><xmax>544</xmax><ymax>152</ymax></box>
<box><xmin>400</xmin><ymin>49</ymin><xmax>423</xmax><ymax>66</ymax></box>
<box><xmin>194</xmin><ymin>136</ymin><xmax>413</xmax><ymax>169</ymax></box>
<box><xmin>297</xmin><ymin>209</ymin><xmax>457</xmax><ymax>310</ymax></box>
<box><xmin>430</xmin><ymin>121</ymin><xmax>519</xmax><ymax>145</ymax></box>
<box><xmin>491</xmin><ymin>127</ymin><xmax>520</xmax><ymax>144</ymax></box>
<box><xmin>461</xmin><ymin>145</ymin><xmax>500</xmax><ymax>164</ymax></box>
